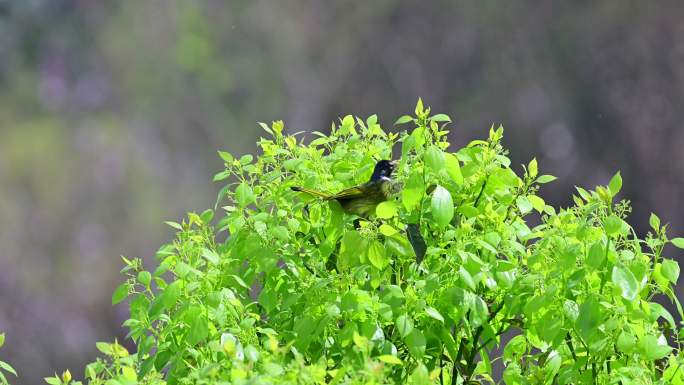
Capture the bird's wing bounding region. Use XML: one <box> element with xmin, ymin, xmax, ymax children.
<box><xmin>329</xmin><ymin>186</ymin><xmax>367</xmax><ymax>200</ymax></box>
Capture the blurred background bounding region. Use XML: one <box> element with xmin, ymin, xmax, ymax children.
<box><xmin>1</xmin><ymin>1</ymin><xmax>683</xmax><ymax>383</ymax></box>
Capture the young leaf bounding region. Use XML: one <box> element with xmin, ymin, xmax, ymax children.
<box><xmin>671</xmin><ymin>238</ymin><xmax>684</xmax><ymax>249</ymax></box>
<box><xmin>425</xmin><ymin>145</ymin><xmax>445</xmax><ymax>173</ymax></box>
<box><xmin>377</xmin><ymin>355</ymin><xmax>402</xmax><ymax>365</ymax></box>
<box><xmin>367</xmin><ymin>240</ymin><xmax>389</xmax><ymax>270</ymax></box>
<box><xmin>431</xmin><ymin>185</ymin><xmax>454</xmax><ymax>228</ymax></box>
<box><xmin>444</xmin><ymin>153</ymin><xmax>464</xmax><ymax>185</ymax></box>
<box><xmin>376</xmin><ymin>201</ymin><xmax>398</xmax><ymax>219</ymax></box>
<box><xmin>402</xmin><ymin>171</ymin><xmax>425</xmax><ymax>210</ymax></box>
<box><xmin>394</xmin><ymin>115</ymin><xmax>413</xmax><ymax>125</ymax></box>
<box><xmin>612</xmin><ymin>265</ymin><xmax>639</xmax><ymax>301</ymax></box>
<box><xmin>649</xmin><ymin>213</ymin><xmax>660</xmax><ymax>231</ymax></box>
<box><xmin>528</xmin><ymin>158</ymin><xmax>538</xmax><ymax>179</ymax></box>
<box><xmin>661</xmin><ymin>259</ymin><xmax>680</xmax><ymax>283</ymax></box>
<box><xmin>424</xmin><ymin>307</ymin><xmax>444</xmax><ymax>323</ymax></box>
<box><xmin>430</xmin><ymin>113</ymin><xmax>451</xmax><ymax>123</ymax></box>
<box><xmin>396</xmin><ymin>314</ymin><xmax>414</xmax><ymax>338</ymax></box>
<box><xmin>112</xmin><ymin>282</ymin><xmax>129</xmax><ymax>305</ymax></box>
<box><xmin>608</xmin><ymin>171</ymin><xmax>622</xmax><ymax>196</ymax></box>
<box><xmin>638</xmin><ymin>335</ymin><xmax>672</xmax><ymax>361</ymax></box>
<box><xmin>536</xmin><ymin>175</ymin><xmax>557</xmax><ymax>184</ymax></box>
<box><xmin>235</xmin><ymin>182</ymin><xmax>256</xmax><ymax>207</ymax></box>
<box><xmin>603</xmin><ymin>215</ymin><xmax>623</xmax><ymax>236</ymax></box>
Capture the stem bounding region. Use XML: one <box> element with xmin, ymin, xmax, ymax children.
<box><xmin>452</xmin><ymin>333</ymin><xmax>466</xmax><ymax>385</ymax></box>
<box><xmin>565</xmin><ymin>333</ymin><xmax>577</xmax><ymax>362</ymax></box>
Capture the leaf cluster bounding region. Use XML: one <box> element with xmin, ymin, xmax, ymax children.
<box><xmin>45</xmin><ymin>101</ymin><xmax>684</xmax><ymax>384</ymax></box>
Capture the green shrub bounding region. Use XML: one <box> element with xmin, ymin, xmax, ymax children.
<box><xmin>46</xmin><ymin>100</ymin><xmax>684</xmax><ymax>384</ymax></box>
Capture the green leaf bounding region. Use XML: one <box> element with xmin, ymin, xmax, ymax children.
<box><xmin>649</xmin><ymin>213</ymin><xmax>661</xmax><ymax>230</ymax></box>
<box><xmin>367</xmin><ymin>240</ymin><xmax>389</xmax><ymax>270</ymax></box>
<box><xmin>164</xmin><ymin>221</ymin><xmax>183</xmax><ymax>230</ymax></box>
<box><xmin>586</xmin><ymin>242</ymin><xmax>605</xmax><ymax>269</ymax></box>
<box><xmin>0</xmin><ymin>362</ymin><xmax>16</xmax><ymax>377</ymax></box>
<box><xmin>617</xmin><ymin>330</ymin><xmax>636</xmax><ymax>353</ymax></box>
<box><xmin>424</xmin><ymin>307</ymin><xmax>444</xmax><ymax>323</ymax></box>
<box><xmin>504</xmin><ymin>335</ymin><xmax>527</xmax><ymax>361</ymax></box>
<box><xmin>184</xmin><ymin>306</ymin><xmax>208</xmax><ymax>346</ymax></box>
<box><xmin>229</xmin><ymin>274</ymin><xmax>250</xmax><ymax>290</ymax></box>
<box><xmin>431</xmin><ymin>185</ymin><xmax>454</xmax><ymax>228</ymax></box>
<box><xmin>516</xmin><ymin>196</ymin><xmax>533</xmax><ymax>215</ymax></box>
<box><xmin>431</xmin><ymin>114</ymin><xmax>451</xmax><ymax>123</ymax></box>
<box><xmin>162</xmin><ymin>280</ymin><xmax>183</xmax><ymax>308</ymax></box>
<box><xmin>377</xmin><ymin>355</ymin><xmax>402</xmax><ymax>365</ymax></box>
<box><xmin>402</xmin><ymin>170</ymin><xmax>424</xmax><ymax>210</ymax></box>
<box><xmin>415</xmin><ymin>98</ymin><xmax>424</xmax><ymax>115</ymax></box>
<box><xmin>527</xmin><ymin>195</ymin><xmax>545</xmax><ymax>213</ymax></box>
<box><xmin>137</xmin><ymin>271</ymin><xmax>151</xmax><ymax>287</ymax></box>
<box><xmin>576</xmin><ymin>298</ymin><xmax>603</xmax><ymax>342</ymax></box>
<box><xmin>528</xmin><ymin>158</ymin><xmax>538</xmax><ymax>179</ymax></box>
<box><xmin>396</xmin><ymin>314</ymin><xmax>414</xmax><ymax>338</ymax></box>
<box><xmin>662</xmin><ymin>259</ymin><xmax>680</xmax><ymax>283</ymax></box>
<box><xmin>339</xmin><ymin>231</ymin><xmax>367</xmax><ymax>270</ymax></box>
<box><xmin>536</xmin><ymin>175</ymin><xmax>557</xmax><ymax>184</ymax></box>
<box><xmin>235</xmin><ymin>182</ymin><xmax>256</xmax><ymax>207</ymax></box>
<box><xmin>444</xmin><ymin>153</ymin><xmax>464</xmax><ymax>185</ymax></box>
<box><xmin>671</xmin><ymin>238</ymin><xmax>684</xmax><ymax>249</ymax></box>
<box><xmin>425</xmin><ymin>145</ymin><xmax>445</xmax><ymax>173</ymax></box>
<box><xmin>201</xmin><ymin>248</ymin><xmax>220</xmax><ymax>264</ymax></box>
<box><xmin>638</xmin><ymin>335</ymin><xmax>672</xmax><ymax>361</ymax></box>
<box><xmin>217</xmin><ymin>150</ymin><xmax>233</xmax><ymax>163</ymax></box>
<box><xmin>394</xmin><ymin>115</ymin><xmax>413</xmax><ymax>125</ymax></box>
<box><xmin>608</xmin><ymin>171</ymin><xmax>622</xmax><ymax>196</ymax></box>
<box><xmin>0</xmin><ymin>333</ymin><xmax>4</xmax><ymax>349</ymax></box>
<box><xmin>603</xmin><ymin>215</ymin><xmax>622</xmax><ymax>236</ymax></box>
<box><xmin>112</xmin><ymin>283</ymin><xmax>129</xmax><ymax>305</ymax></box>
<box><xmin>612</xmin><ymin>265</ymin><xmax>639</xmax><ymax>301</ymax></box>
<box><xmin>44</xmin><ymin>377</ymin><xmax>62</xmax><ymax>385</ymax></box>
<box><xmin>379</xmin><ymin>224</ymin><xmax>399</xmax><ymax>236</ymax></box>
<box><xmin>375</xmin><ymin>201</ymin><xmax>398</xmax><ymax>219</ymax></box>
<box><xmin>405</xmin><ymin>329</ymin><xmax>426</xmax><ymax>358</ymax></box>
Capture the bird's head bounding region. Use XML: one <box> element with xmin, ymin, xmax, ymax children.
<box><xmin>370</xmin><ymin>159</ymin><xmax>397</xmax><ymax>182</ymax></box>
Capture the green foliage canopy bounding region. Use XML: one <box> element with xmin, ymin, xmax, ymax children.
<box><xmin>45</xmin><ymin>101</ymin><xmax>684</xmax><ymax>384</ymax></box>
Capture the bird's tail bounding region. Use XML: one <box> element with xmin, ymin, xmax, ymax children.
<box><xmin>291</xmin><ymin>186</ymin><xmax>332</xmax><ymax>199</ymax></box>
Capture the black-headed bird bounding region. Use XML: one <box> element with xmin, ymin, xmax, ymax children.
<box><xmin>291</xmin><ymin>160</ymin><xmax>397</xmax><ymax>217</ymax></box>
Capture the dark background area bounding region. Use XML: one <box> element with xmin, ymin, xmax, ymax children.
<box><xmin>1</xmin><ymin>1</ymin><xmax>683</xmax><ymax>384</ymax></box>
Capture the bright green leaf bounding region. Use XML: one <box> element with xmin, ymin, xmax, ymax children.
<box><xmin>396</xmin><ymin>314</ymin><xmax>414</xmax><ymax>338</ymax></box>
<box><xmin>444</xmin><ymin>153</ymin><xmax>464</xmax><ymax>185</ymax></box>
<box><xmin>394</xmin><ymin>115</ymin><xmax>413</xmax><ymax>125</ymax></box>
<box><xmin>112</xmin><ymin>283</ymin><xmax>129</xmax><ymax>305</ymax></box>
<box><xmin>536</xmin><ymin>175</ymin><xmax>557</xmax><ymax>184</ymax></box>
<box><xmin>424</xmin><ymin>307</ymin><xmax>444</xmax><ymax>323</ymax></box>
<box><xmin>638</xmin><ymin>335</ymin><xmax>672</xmax><ymax>361</ymax></box>
<box><xmin>431</xmin><ymin>185</ymin><xmax>454</xmax><ymax>228</ymax></box>
<box><xmin>671</xmin><ymin>238</ymin><xmax>684</xmax><ymax>249</ymax></box>
<box><xmin>612</xmin><ymin>265</ymin><xmax>639</xmax><ymax>301</ymax></box>
<box><xmin>402</xmin><ymin>170</ymin><xmax>425</xmax><ymax>210</ymax></box>
<box><xmin>367</xmin><ymin>240</ymin><xmax>389</xmax><ymax>270</ymax></box>
<box><xmin>376</xmin><ymin>201</ymin><xmax>398</xmax><ymax>219</ymax></box>
<box><xmin>377</xmin><ymin>355</ymin><xmax>402</xmax><ymax>365</ymax></box>
<box><xmin>608</xmin><ymin>171</ymin><xmax>622</xmax><ymax>196</ymax></box>
<box><xmin>662</xmin><ymin>259</ymin><xmax>680</xmax><ymax>283</ymax></box>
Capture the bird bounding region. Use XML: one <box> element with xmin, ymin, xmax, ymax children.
<box><xmin>291</xmin><ymin>160</ymin><xmax>397</xmax><ymax>217</ymax></box>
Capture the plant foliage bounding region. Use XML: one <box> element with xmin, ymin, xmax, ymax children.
<box><xmin>44</xmin><ymin>101</ymin><xmax>684</xmax><ymax>384</ymax></box>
